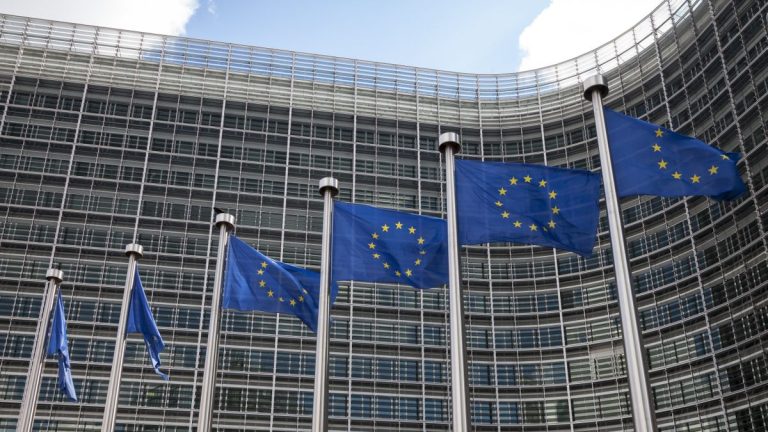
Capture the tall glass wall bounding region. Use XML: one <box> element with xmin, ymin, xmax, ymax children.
<box><xmin>0</xmin><ymin>0</ymin><xmax>766</xmax><ymax>430</ymax></box>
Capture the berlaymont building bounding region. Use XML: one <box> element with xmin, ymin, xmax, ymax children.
<box><xmin>0</xmin><ymin>0</ymin><xmax>767</xmax><ymax>430</ymax></box>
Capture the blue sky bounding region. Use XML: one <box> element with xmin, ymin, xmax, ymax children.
<box><xmin>5</xmin><ymin>0</ymin><xmax>662</xmax><ymax>73</ymax></box>
<box><xmin>184</xmin><ymin>1</ymin><xmax>548</xmax><ymax>74</ymax></box>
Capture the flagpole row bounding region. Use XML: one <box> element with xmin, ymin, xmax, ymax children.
<box><xmin>197</xmin><ymin>212</ymin><xmax>235</xmax><ymax>432</ymax></box>
<box><xmin>102</xmin><ymin>243</ymin><xmax>143</xmax><ymax>432</ymax></box>
<box><xmin>17</xmin><ymin>267</ymin><xmax>64</xmax><ymax>432</ymax></box>
<box><xmin>311</xmin><ymin>177</ymin><xmax>339</xmax><ymax>432</ymax></box>
<box><xmin>439</xmin><ymin>132</ymin><xmax>471</xmax><ymax>432</ymax></box>
<box><xmin>583</xmin><ymin>74</ymin><xmax>657</xmax><ymax>431</ymax></box>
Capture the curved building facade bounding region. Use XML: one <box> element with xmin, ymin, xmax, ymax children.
<box><xmin>0</xmin><ymin>0</ymin><xmax>766</xmax><ymax>430</ymax></box>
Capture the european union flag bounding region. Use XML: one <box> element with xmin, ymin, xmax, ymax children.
<box><xmin>47</xmin><ymin>290</ymin><xmax>77</xmax><ymax>401</ymax></box>
<box><xmin>332</xmin><ymin>201</ymin><xmax>449</xmax><ymax>289</ymax></box>
<box><xmin>604</xmin><ymin>108</ymin><xmax>747</xmax><ymax>200</ymax></box>
<box><xmin>126</xmin><ymin>265</ymin><xmax>168</xmax><ymax>380</ymax></box>
<box><xmin>455</xmin><ymin>159</ymin><xmax>601</xmax><ymax>256</ymax></box>
<box><xmin>222</xmin><ymin>235</ymin><xmax>338</xmax><ymax>333</ymax></box>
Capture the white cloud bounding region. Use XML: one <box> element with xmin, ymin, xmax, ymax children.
<box><xmin>518</xmin><ymin>0</ymin><xmax>661</xmax><ymax>71</ymax></box>
<box><xmin>2</xmin><ymin>0</ymin><xmax>200</xmax><ymax>36</ymax></box>
<box><xmin>207</xmin><ymin>0</ymin><xmax>217</xmax><ymax>16</ymax></box>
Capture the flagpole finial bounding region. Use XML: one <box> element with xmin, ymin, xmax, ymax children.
<box><xmin>318</xmin><ymin>177</ymin><xmax>339</xmax><ymax>197</ymax></box>
<box><xmin>46</xmin><ymin>267</ymin><xmax>64</xmax><ymax>283</ymax></box>
<box><xmin>215</xmin><ymin>213</ymin><xmax>235</xmax><ymax>229</ymax></box>
<box><xmin>438</xmin><ymin>132</ymin><xmax>461</xmax><ymax>154</ymax></box>
<box><xmin>125</xmin><ymin>243</ymin><xmax>144</xmax><ymax>258</ymax></box>
<box><xmin>583</xmin><ymin>74</ymin><xmax>609</xmax><ymax>101</ymax></box>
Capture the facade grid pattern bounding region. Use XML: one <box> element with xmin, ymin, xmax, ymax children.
<box><xmin>0</xmin><ymin>0</ymin><xmax>767</xmax><ymax>430</ymax></box>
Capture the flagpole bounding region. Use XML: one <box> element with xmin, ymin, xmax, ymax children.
<box><xmin>102</xmin><ymin>243</ymin><xmax>144</xmax><ymax>432</ymax></box>
<box><xmin>311</xmin><ymin>177</ymin><xmax>338</xmax><ymax>432</ymax></box>
<box><xmin>197</xmin><ymin>212</ymin><xmax>235</xmax><ymax>432</ymax></box>
<box><xmin>438</xmin><ymin>132</ymin><xmax>471</xmax><ymax>432</ymax></box>
<box><xmin>17</xmin><ymin>267</ymin><xmax>64</xmax><ymax>432</ymax></box>
<box><xmin>583</xmin><ymin>74</ymin><xmax>657</xmax><ymax>431</ymax></box>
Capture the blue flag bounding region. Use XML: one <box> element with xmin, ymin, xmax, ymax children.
<box><xmin>455</xmin><ymin>159</ymin><xmax>601</xmax><ymax>256</ymax></box>
<box><xmin>332</xmin><ymin>201</ymin><xmax>449</xmax><ymax>289</ymax></box>
<box><xmin>222</xmin><ymin>235</ymin><xmax>338</xmax><ymax>333</ymax></box>
<box><xmin>47</xmin><ymin>290</ymin><xmax>77</xmax><ymax>401</ymax></box>
<box><xmin>604</xmin><ymin>108</ymin><xmax>747</xmax><ymax>200</ymax></box>
<box><xmin>126</xmin><ymin>265</ymin><xmax>169</xmax><ymax>380</ymax></box>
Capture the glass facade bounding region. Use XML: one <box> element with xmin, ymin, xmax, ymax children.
<box><xmin>0</xmin><ymin>0</ymin><xmax>766</xmax><ymax>430</ymax></box>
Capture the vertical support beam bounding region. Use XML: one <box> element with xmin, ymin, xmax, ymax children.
<box><xmin>197</xmin><ymin>213</ymin><xmax>235</xmax><ymax>432</ymax></box>
<box><xmin>438</xmin><ymin>132</ymin><xmax>471</xmax><ymax>432</ymax></box>
<box><xmin>17</xmin><ymin>267</ymin><xmax>64</xmax><ymax>432</ymax></box>
<box><xmin>583</xmin><ymin>74</ymin><xmax>657</xmax><ymax>431</ymax></box>
<box><xmin>102</xmin><ymin>243</ymin><xmax>144</xmax><ymax>432</ymax></box>
<box><xmin>311</xmin><ymin>177</ymin><xmax>339</xmax><ymax>432</ymax></box>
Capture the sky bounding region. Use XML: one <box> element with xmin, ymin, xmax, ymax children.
<box><xmin>2</xmin><ymin>0</ymin><xmax>661</xmax><ymax>73</ymax></box>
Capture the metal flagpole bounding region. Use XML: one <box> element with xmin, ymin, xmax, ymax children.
<box><xmin>311</xmin><ymin>177</ymin><xmax>339</xmax><ymax>432</ymax></box>
<box><xmin>197</xmin><ymin>212</ymin><xmax>235</xmax><ymax>432</ymax></box>
<box><xmin>17</xmin><ymin>267</ymin><xmax>64</xmax><ymax>432</ymax></box>
<box><xmin>438</xmin><ymin>132</ymin><xmax>471</xmax><ymax>432</ymax></box>
<box><xmin>103</xmin><ymin>243</ymin><xmax>144</xmax><ymax>432</ymax></box>
<box><xmin>583</xmin><ymin>74</ymin><xmax>657</xmax><ymax>431</ymax></box>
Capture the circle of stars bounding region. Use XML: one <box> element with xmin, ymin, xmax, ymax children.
<box><xmin>367</xmin><ymin>221</ymin><xmax>426</xmax><ymax>279</ymax></box>
<box><xmin>257</xmin><ymin>260</ymin><xmax>304</xmax><ymax>307</ymax></box>
<box><xmin>496</xmin><ymin>174</ymin><xmax>559</xmax><ymax>232</ymax></box>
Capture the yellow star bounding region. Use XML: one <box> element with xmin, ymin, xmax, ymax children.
<box><xmin>658</xmin><ymin>159</ymin><xmax>668</xmax><ymax>169</ymax></box>
<box><xmin>408</xmin><ymin>226</ymin><xmax>416</xmax><ymax>234</ymax></box>
<box><xmin>303</xmin><ymin>289</ymin><xmax>308</xmax><ymax>294</ymax></box>
<box><xmin>419</xmin><ymin>250</ymin><xmax>426</xmax><ymax>255</ymax></box>
<box><xmin>551</xmin><ymin>206</ymin><xmax>560</xmax><ymax>215</ymax></box>
<box><xmin>405</xmin><ymin>269</ymin><xmax>412</xmax><ymax>277</ymax></box>
<box><xmin>513</xmin><ymin>221</ymin><xmax>522</xmax><ymax>228</ymax></box>
<box><xmin>709</xmin><ymin>165</ymin><xmax>718</xmax><ymax>175</ymax></box>
<box><xmin>672</xmin><ymin>171</ymin><xmax>682</xmax><ymax>179</ymax></box>
<box><xmin>368</xmin><ymin>242</ymin><xmax>376</xmax><ymax>249</ymax></box>
<box><xmin>289</xmin><ymin>299</ymin><xmax>296</xmax><ymax>306</ymax></box>
<box><xmin>261</xmin><ymin>262</ymin><xmax>268</xmax><ymax>268</ymax></box>
<box><xmin>383</xmin><ymin>262</ymin><xmax>390</xmax><ymax>269</ymax></box>
<box><xmin>549</xmin><ymin>191</ymin><xmax>557</xmax><ymax>199</ymax></box>
<box><xmin>523</xmin><ymin>175</ymin><xmax>532</xmax><ymax>183</ymax></box>
<box><xmin>298</xmin><ymin>296</ymin><xmax>304</xmax><ymax>302</ymax></box>
<box><xmin>498</xmin><ymin>187</ymin><xmax>507</xmax><ymax>196</ymax></box>
<box><xmin>417</xmin><ymin>236</ymin><xmax>425</xmax><ymax>245</ymax></box>
<box><xmin>690</xmin><ymin>174</ymin><xmax>701</xmax><ymax>183</ymax></box>
<box><xmin>372</xmin><ymin>233</ymin><xmax>379</xmax><ymax>239</ymax></box>
<box><xmin>259</xmin><ymin>280</ymin><xmax>266</xmax><ymax>287</ymax></box>
<box><xmin>278</xmin><ymin>297</ymin><xmax>284</xmax><ymax>302</ymax></box>
<box><xmin>372</xmin><ymin>253</ymin><xmax>380</xmax><ymax>259</ymax></box>
<box><xmin>267</xmin><ymin>290</ymin><xmax>274</xmax><ymax>297</ymax></box>
<box><xmin>495</xmin><ymin>201</ymin><xmax>503</xmax><ymax>207</ymax></box>
<box><xmin>381</xmin><ymin>224</ymin><xmax>389</xmax><ymax>232</ymax></box>
<box><xmin>501</xmin><ymin>211</ymin><xmax>510</xmax><ymax>218</ymax></box>
<box><xmin>529</xmin><ymin>223</ymin><xmax>538</xmax><ymax>231</ymax></box>
<box><xmin>655</xmin><ymin>128</ymin><xmax>663</xmax><ymax>138</ymax></box>
<box><xmin>652</xmin><ymin>143</ymin><xmax>661</xmax><ymax>152</ymax></box>
<box><xmin>509</xmin><ymin>177</ymin><xmax>518</xmax><ymax>185</ymax></box>
<box><xmin>539</xmin><ymin>179</ymin><xmax>547</xmax><ymax>187</ymax></box>
<box><xmin>414</xmin><ymin>259</ymin><xmax>421</xmax><ymax>266</ymax></box>
<box><xmin>395</xmin><ymin>222</ymin><xmax>403</xmax><ymax>229</ymax></box>
<box><xmin>395</xmin><ymin>271</ymin><xmax>401</xmax><ymax>277</ymax></box>
<box><xmin>721</xmin><ymin>154</ymin><xmax>730</xmax><ymax>160</ymax></box>
<box><xmin>548</xmin><ymin>220</ymin><xmax>556</xmax><ymax>229</ymax></box>
<box><xmin>257</xmin><ymin>269</ymin><xmax>264</xmax><ymax>275</ymax></box>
